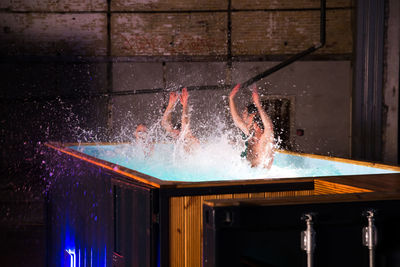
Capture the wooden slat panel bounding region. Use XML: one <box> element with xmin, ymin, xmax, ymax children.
<box><xmin>233</xmin><ymin>193</ymin><xmax>249</xmax><ymax>199</ymax></box>
<box><xmin>216</xmin><ymin>193</ymin><xmax>233</xmax><ymax>199</ymax></box>
<box><xmin>317</xmin><ymin>175</ymin><xmax>400</xmax><ymax>192</ymax></box>
<box><xmin>314</xmin><ymin>179</ymin><xmax>372</xmax><ymax>195</ymax></box>
<box><xmin>170</xmin><ymin>197</ymin><xmax>185</xmax><ymax>267</ymax></box>
<box><xmin>185</xmin><ymin>196</ymin><xmax>202</xmax><ymax>267</ymax></box>
<box><xmin>296</xmin><ymin>190</ymin><xmax>314</xmax><ymax>196</ymax></box>
<box><xmin>249</xmin><ymin>192</ymin><xmax>265</xmax><ymax>198</ymax></box>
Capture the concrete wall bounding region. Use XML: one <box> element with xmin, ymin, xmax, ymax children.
<box><xmin>110</xmin><ymin>60</ymin><xmax>351</xmax><ymax>156</ymax></box>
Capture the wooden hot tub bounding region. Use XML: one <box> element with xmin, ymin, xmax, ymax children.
<box><xmin>44</xmin><ymin>142</ymin><xmax>400</xmax><ymax>267</ymax></box>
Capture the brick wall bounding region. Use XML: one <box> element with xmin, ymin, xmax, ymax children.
<box><xmin>111</xmin><ymin>13</ymin><xmax>227</xmax><ymax>56</ymax></box>
<box><xmin>232</xmin><ymin>0</ymin><xmax>351</xmax><ymax>9</ymax></box>
<box><xmin>1</xmin><ymin>0</ymin><xmax>353</xmax><ymax>57</ymax></box>
<box><xmin>112</xmin><ymin>0</ymin><xmax>227</xmax><ymax>11</ymax></box>
<box><xmin>232</xmin><ymin>9</ymin><xmax>352</xmax><ymax>55</ymax></box>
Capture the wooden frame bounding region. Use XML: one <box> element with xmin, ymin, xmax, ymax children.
<box><xmin>45</xmin><ymin>142</ymin><xmax>400</xmax><ymax>266</ymax></box>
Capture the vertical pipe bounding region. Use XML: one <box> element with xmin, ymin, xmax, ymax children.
<box><xmin>368</xmin><ymin>216</ymin><xmax>375</xmax><ymax>267</ymax></box>
<box><xmin>363</xmin><ymin>210</ymin><xmax>377</xmax><ymax>267</ymax></box>
<box><xmin>226</xmin><ymin>0</ymin><xmax>233</xmax><ymax>85</ymax></box>
<box><xmin>306</xmin><ymin>218</ymin><xmax>314</xmax><ymax>267</ymax></box>
<box><xmin>106</xmin><ymin>0</ymin><xmax>113</xmax><ymax>135</ymax></box>
<box><xmin>301</xmin><ymin>214</ymin><xmax>315</xmax><ymax>267</ymax></box>
<box><xmin>320</xmin><ymin>0</ymin><xmax>326</xmax><ymax>46</ymax></box>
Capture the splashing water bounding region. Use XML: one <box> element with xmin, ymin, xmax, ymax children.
<box><xmin>42</xmin><ymin>95</ymin><xmax>398</xmax><ymax>183</ymax></box>
<box><xmin>69</xmin><ymin>121</ymin><xmax>398</xmax><ymax>182</ymax></box>
<box><xmin>71</xmin><ymin>141</ymin><xmax>284</xmax><ymax>182</ymax></box>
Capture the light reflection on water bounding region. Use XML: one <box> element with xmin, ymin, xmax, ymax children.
<box><xmin>69</xmin><ymin>140</ymin><xmax>398</xmax><ymax>182</ymax></box>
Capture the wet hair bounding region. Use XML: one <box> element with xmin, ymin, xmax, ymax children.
<box><xmin>247</xmin><ymin>104</ymin><xmax>257</xmax><ymax>114</ymax></box>
<box><xmin>246</xmin><ymin>104</ymin><xmax>264</xmax><ymax>130</ymax></box>
<box><xmin>173</xmin><ymin>122</ymin><xmax>182</xmax><ymax>130</ymax></box>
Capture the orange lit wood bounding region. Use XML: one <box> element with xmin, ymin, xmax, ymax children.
<box><xmin>45</xmin><ymin>142</ymin><xmax>162</xmax><ymax>188</ymax></box>
<box><xmin>314</xmin><ymin>179</ymin><xmax>372</xmax><ymax>195</ymax></box>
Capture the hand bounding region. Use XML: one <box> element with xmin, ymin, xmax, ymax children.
<box><xmin>251</xmin><ymin>85</ymin><xmax>260</xmax><ymax>104</ymax></box>
<box><xmin>179</xmin><ymin>87</ymin><xmax>189</xmax><ymax>107</ymax></box>
<box><xmin>168</xmin><ymin>91</ymin><xmax>179</xmax><ymax>106</ymax></box>
<box><xmin>229</xmin><ymin>83</ymin><xmax>240</xmax><ymax>99</ymax></box>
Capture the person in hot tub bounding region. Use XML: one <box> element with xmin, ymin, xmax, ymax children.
<box><xmin>161</xmin><ymin>87</ymin><xmax>200</xmax><ymax>152</ymax></box>
<box><xmin>229</xmin><ymin>83</ymin><xmax>275</xmax><ymax>169</ymax></box>
<box><xmin>134</xmin><ymin>124</ymin><xmax>154</xmax><ymax>156</ymax></box>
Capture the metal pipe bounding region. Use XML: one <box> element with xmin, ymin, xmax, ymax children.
<box><xmin>363</xmin><ymin>210</ymin><xmax>377</xmax><ymax>267</ymax></box>
<box><xmin>242</xmin><ymin>0</ymin><xmax>326</xmax><ymax>88</ymax></box>
<box><xmin>301</xmin><ymin>213</ymin><xmax>316</xmax><ymax>267</ymax></box>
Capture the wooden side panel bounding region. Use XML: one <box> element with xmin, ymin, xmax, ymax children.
<box><xmin>169</xmin><ymin>190</ymin><xmax>313</xmax><ymax>266</ymax></box>
<box><xmin>314</xmin><ymin>179</ymin><xmax>372</xmax><ymax>195</ymax></box>
<box><xmin>216</xmin><ymin>194</ymin><xmax>233</xmax><ymax>199</ymax></box>
<box><xmin>233</xmin><ymin>193</ymin><xmax>249</xmax><ymax>199</ymax></box>
<box><xmin>185</xmin><ymin>196</ymin><xmax>202</xmax><ymax>267</ymax></box>
<box><xmin>169</xmin><ymin>197</ymin><xmax>185</xmax><ymax>267</ymax></box>
<box><xmin>249</xmin><ymin>192</ymin><xmax>265</xmax><ymax>198</ymax></box>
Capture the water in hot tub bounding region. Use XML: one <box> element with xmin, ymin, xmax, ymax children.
<box><xmin>69</xmin><ymin>133</ymin><xmax>397</xmax><ymax>182</ymax></box>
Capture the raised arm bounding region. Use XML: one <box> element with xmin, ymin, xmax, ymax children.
<box><xmin>161</xmin><ymin>92</ymin><xmax>180</xmax><ymax>138</ymax></box>
<box><xmin>251</xmin><ymin>85</ymin><xmax>274</xmax><ymax>136</ymax></box>
<box><xmin>229</xmin><ymin>84</ymin><xmax>249</xmax><ymax>135</ymax></box>
<box><xmin>179</xmin><ymin>87</ymin><xmax>190</xmax><ymax>131</ymax></box>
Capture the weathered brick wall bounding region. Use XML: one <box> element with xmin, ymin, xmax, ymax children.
<box><xmin>0</xmin><ymin>0</ymin><xmax>352</xmax><ymax>57</ymax></box>
<box><xmin>1</xmin><ymin>13</ymin><xmax>107</xmax><ymax>56</ymax></box>
<box><xmin>111</xmin><ymin>13</ymin><xmax>227</xmax><ymax>56</ymax></box>
<box><xmin>232</xmin><ymin>9</ymin><xmax>352</xmax><ymax>55</ymax></box>
<box><xmin>112</xmin><ymin>0</ymin><xmax>227</xmax><ymax>11</ymax></box>
<box><xmin>232</xmin><ymin>0</ymin><xmax>352</xmax><ymax>9</ymax></box>
<box><xmin>1</xmin><ymin>0</ymin><xmax>107</xmax><ymax>11</ymax></box>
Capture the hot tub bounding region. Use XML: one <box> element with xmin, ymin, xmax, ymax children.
<box><xmin>44</xmin><ymin>142</ymin><xmax>400</xmax><ymax>267</ymax></box>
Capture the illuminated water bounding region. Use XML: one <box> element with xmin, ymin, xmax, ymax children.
<box><xmin>69</xmin><ymin>142</ymin><xmax>398</xmax><ymax>182</ymax></box>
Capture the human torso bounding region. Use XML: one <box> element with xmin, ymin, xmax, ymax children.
<box><xmin>246</xmin><ymin>131</ymin><xmax>274</xmax><ymax>168</ymax></box>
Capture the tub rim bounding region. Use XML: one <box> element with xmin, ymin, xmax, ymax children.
<box><xmin>44</xmin><ymin>141</ymin><xmax>400</xmax><ymax>190</ymax></box>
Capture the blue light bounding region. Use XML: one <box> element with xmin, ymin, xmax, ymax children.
<box><xmin>104</xmin><ymin>246</ymin><xmax>107</xmax><ymax>267</ymax></box>
<box><xmin>60</xmin><ymin>202</ymin><xmax>108</xmax><ymax>266</ymax></box>
<box><xmin>64</xmin><ymin>246</ymin><xmax>107</xmax><ymax>267</ymax></box>
<box><xmin>66</xmin><ymin>249</ymin><xmax>76</xmax><ymax>267</ymax></box>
